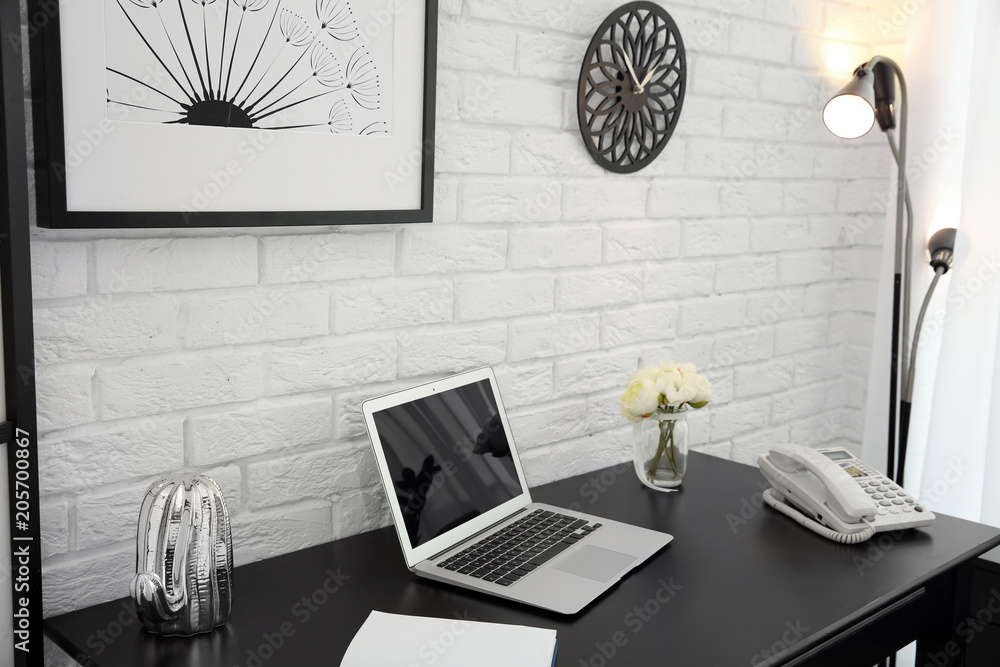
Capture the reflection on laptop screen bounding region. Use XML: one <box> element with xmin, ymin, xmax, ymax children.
<box><xmin>371</xmin><ymin>378</ymin><xmax>523</xmax><ymax>549</ymax></box>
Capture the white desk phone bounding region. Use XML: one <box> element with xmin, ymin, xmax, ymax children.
<box><xmin>758</xmin><ymin>444</ymin><xmax>935</xmax><ymax>544</ymax></box>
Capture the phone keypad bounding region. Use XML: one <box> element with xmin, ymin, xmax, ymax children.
<box><xmin>854</xmin><ymin>470</ymin><xmax>927</xmax><ymax>517</ymax></box>
<box><xmin>809</xmin><ymin>448</ymin><xmax>935</xmax><ymax>530</ymax></box>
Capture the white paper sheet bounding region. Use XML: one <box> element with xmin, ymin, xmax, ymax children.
<box><xmin>340</xmin><ymin>610</ymin><xmax>557</xmax><ymax>667</ymax></box>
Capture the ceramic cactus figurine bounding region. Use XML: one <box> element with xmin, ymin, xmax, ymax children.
<box><xmin>130</xmin><ymin>475</ymin><xmax>233</xmax><ymax>636</ymax></box>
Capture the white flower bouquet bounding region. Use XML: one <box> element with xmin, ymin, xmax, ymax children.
<box><xmin>621</xmin><ymin>361</ymin><xmax>712</xmax><ymax>485</ymax></box>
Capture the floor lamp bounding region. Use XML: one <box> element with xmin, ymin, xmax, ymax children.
<box><xmin>825</xmin><ymin>62</ymin><xmax>960</xmax><ymax>667</ymax></box>
<box><xmin>823</xmin><ymin>62</ymin><xmax>962</xmax><ymax>491</ymax></box>
<box><xmin>823</xmin><ymin>56</ymin><xmax>911</xmax><ymax>484</ymax></box>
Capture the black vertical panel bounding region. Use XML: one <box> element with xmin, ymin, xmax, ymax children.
<box><xmin>1</xmin><ymin>1</ymin><xmax>44</xmax><ymax>665</ymax></box>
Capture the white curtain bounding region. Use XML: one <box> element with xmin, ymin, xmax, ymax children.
<box><xmin>861</xmin><ymin>0</ymin><xmax>1000</xmax><ymax>541</ymax></box>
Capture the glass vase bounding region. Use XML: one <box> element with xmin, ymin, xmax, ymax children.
<box><xmin>633</xmin><ymin>409</ymin><xmax>689</xmax><ymax>491</ymax></box>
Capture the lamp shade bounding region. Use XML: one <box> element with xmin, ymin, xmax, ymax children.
<box><xmin>823</xmin><ymin>69</ymin><xmax>877</xmax><ymax>139</ymax></box>
<box><xmin>927</xmin><ymin>227</ymin><xmax>957</xmax><ymax>273</ymax></box>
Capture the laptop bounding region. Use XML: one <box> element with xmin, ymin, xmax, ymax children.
<box><xmin>362</xmin><ymin>367</ymin><xmax>673</xmax><ymax>614</ymax></box>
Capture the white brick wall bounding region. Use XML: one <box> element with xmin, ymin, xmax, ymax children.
<box><xmin>30</xmin><ymin>0</ymin><xmax>896</xmax><ymax>618</ymax></box>
<box><xmin>94</xmin><ymin>237</ymin><xmax>259</xmax><ymax>293</ymax></box>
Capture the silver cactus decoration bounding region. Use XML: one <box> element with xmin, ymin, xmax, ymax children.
<box><xmin>130</xmin><ymin>475</ymin><xmax>233</xmax><ymax>636</ymax></box>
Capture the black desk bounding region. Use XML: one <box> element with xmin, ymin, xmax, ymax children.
<box><xmin>46</xmin><ymin>452</ymin><xmax>1000</xmax><ymax>666</ymax></box>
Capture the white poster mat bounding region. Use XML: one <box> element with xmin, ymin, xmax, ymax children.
<box><xmin>59</xmin><ymin>0</ymin><xmax>424</xmax><ymax>213</ymax></box>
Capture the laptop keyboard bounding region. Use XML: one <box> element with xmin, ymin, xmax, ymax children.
<box><xmin>436</xmin><ymin>509</ymin><xmax>601</xmax><ymax>587</ymax></box>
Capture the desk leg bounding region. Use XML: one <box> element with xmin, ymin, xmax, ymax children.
<box><xmin>914</xmin><ymin>563</ymin><xmax>974</xmax><ymax>667</ymax></box>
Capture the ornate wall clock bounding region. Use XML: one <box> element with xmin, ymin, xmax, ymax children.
<box><xmin>577</xmin><ymin>2</ymin><xmax>686</xmax><ymax>173</ymax></box>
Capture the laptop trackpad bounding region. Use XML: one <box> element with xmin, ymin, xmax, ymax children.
<box><xmin>552</xmin><ymin>546</ymin><xmax>636</xmax><ymax>582</ymax></box>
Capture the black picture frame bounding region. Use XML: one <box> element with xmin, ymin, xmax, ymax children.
<box><xmin>28</xmin><ymin>0</ymin><xmax>438</xmax><ymax>229</ymax></box>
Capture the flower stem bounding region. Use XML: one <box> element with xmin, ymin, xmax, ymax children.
<box><xmin>664</xmin><ymin>423</ymin><xmax>679</xmax><ymax>475</ymax></box>
<box><xmin>646</xmin><ymin>419</ymin><xmax>669</xmax><ymax>481</ymax></box>
<box><xmin>646</xmin><ymin>414</ymin><xmax>682</xmax><ymax>482</ymax></box>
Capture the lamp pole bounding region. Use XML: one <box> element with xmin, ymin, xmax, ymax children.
<box><xmin>860</xmin><ymin>56</ymin><xmax>909</xmax><ymax>483</ymax></box>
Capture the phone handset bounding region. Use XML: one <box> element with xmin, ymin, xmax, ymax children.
<box><xmin>768</xmin><ymin>445</ymin><xmax>874</xmax><ymax>523</ymax></box>
<box><xmin>759</xmin><ymin>444</ymin><xmax>877</xmax><ymax>544</ymax></box>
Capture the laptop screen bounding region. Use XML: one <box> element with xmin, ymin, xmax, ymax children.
<box><xmin>370</xmin><ymin>378</ymin><xmax>523</xmax><ymax>549</ymax></box>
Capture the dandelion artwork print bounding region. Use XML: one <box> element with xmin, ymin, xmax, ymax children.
<box><xmin>31</xmin><ymin>0</ymin><xmax>436</xmax><ymax>228</ymax></box>
<box><xmin>104</xmin><ymin>0</ymin><xmax>392</xmax><ymax>136</ymax></box>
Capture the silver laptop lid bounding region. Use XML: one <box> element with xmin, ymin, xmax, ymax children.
<box><xmin>362</xmin><ymin>367</ymin><xmax>533</xmax><ymax>569</ymax></box>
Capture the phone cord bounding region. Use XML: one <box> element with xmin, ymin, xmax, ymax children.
<box><xmin>762</xmin><ymin>489</ymin><xmax>876</xmax><ymax>544</ymax></box>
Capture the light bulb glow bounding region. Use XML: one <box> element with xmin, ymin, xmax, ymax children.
<box><xmin>823</xmin><ymin>94</ymin><xmax>875</xmax><ymax>139</ymax></box>
<box><xmin>926</xmin><ymin>203</ymin><xmax>960</xmax><ymax>240</ymax></box>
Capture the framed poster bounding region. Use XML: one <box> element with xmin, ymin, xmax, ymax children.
<box><xmin>30</xmin><ymin>0</ymin><xmax>437</xmax><ymax>228</ymax></box>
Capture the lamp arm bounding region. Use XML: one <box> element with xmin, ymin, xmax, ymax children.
<box><xmin>863</xmin><ymin>56</ymin><xmax>908</xmax><ymax>271</ymax></box>
<box><xmin>885</xmin><ymin>133</ymin><xmax>913</xmax><ymax>226</ymax></box>
<box><xmin>898</xmin><ymin>266</ymin><xmax>944</xmax><ymax>485</ymax></box>
<box><xmin>887</xmin><ymin>129</ymin><xmax>914</xmax><ymax>396</ymax></box>
<box><xmin>905</xmin><ymin>267</ymin><xmax>945</xmax><ymax>402</ymax></box>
